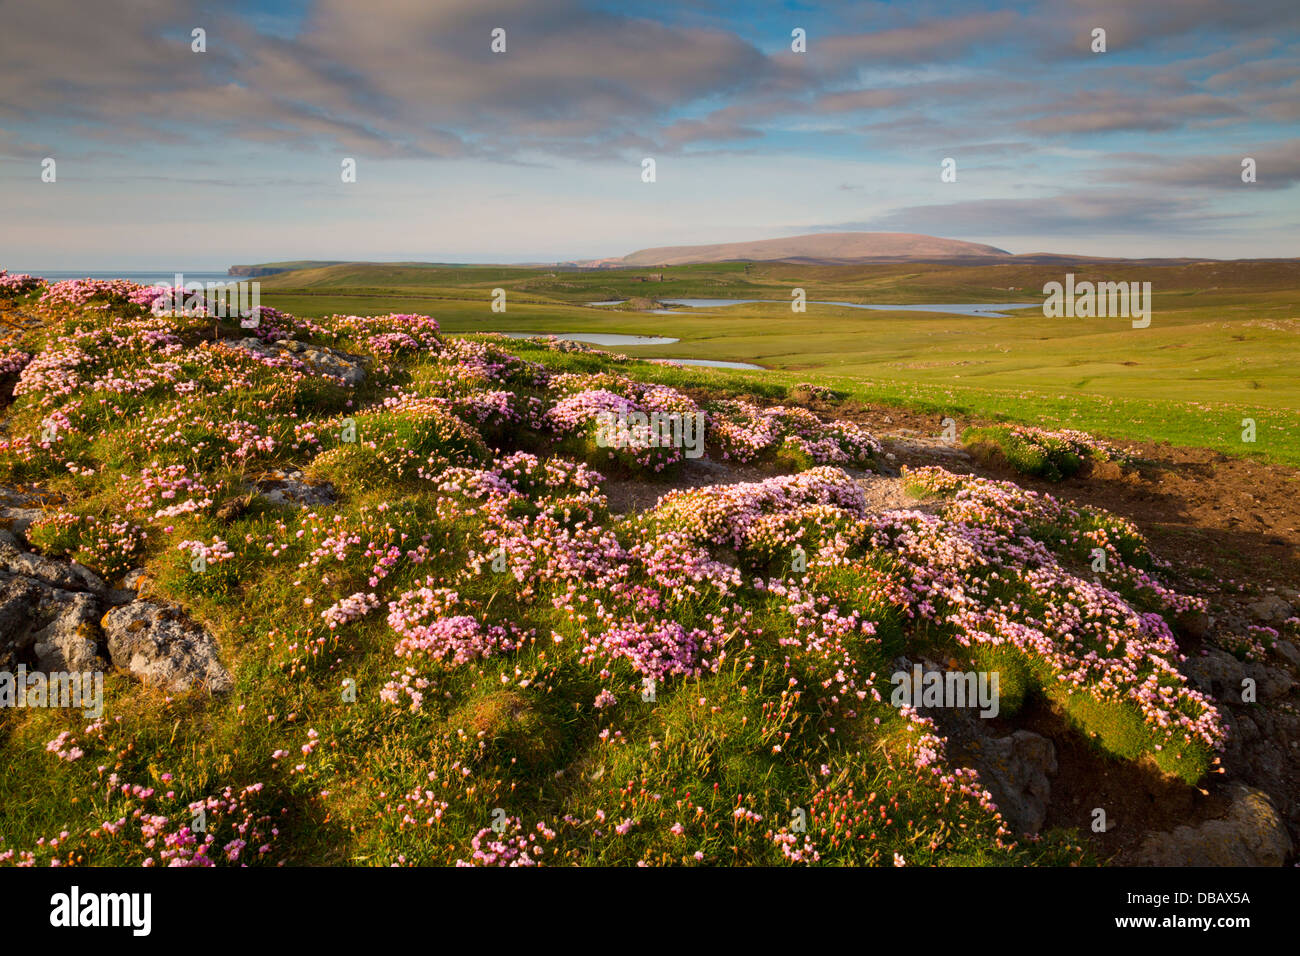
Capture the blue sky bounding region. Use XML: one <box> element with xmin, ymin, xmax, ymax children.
<box><xmin>1</xmin><ymin>0</ymin><xmax>1297</xmax><ymax>268</ymax></box>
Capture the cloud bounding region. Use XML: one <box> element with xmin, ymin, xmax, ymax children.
<box><xmin>1037</xmin><ymin>0</ymin><xmax>1300</xmax><ymax>54</ymax></box>
<box><xmin>1019</xmin><ymin>92</ymin><xmax>1244</xmax><ymax>134</ymax></box>
<box><xmin>819</xmin><ymin>11</ymin><xmax>1018</xmax><ymax>66</ymax></box>
<box><xmin>815</xmin><ymin>190</ymin><xmax>1238</xmax><ymax>237</ymax></box>
<box><xmin>0</xmin><ymin>0</ymin><xmax>775</xmax><ymax>158</ymax></box>
<box><xmin>1093</xmin><ymin>140</ymin><xmax>1300</xmax><ymax>190</ymax></box>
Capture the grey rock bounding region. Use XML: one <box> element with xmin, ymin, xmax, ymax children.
<box><xmin>0</xmin><ymin>506</ymin><xmax>42</xmax><ymax>539</ymax></box>
<box><xmin>1247</xmin><ymin>594</ymin><xmax>1294</xmax><ymax>625</ymax></box>
<box><xmin>102</xmin><ymin>601</ymin><xmax>232</xmax><ymax>694</ymax></box>
<box><xmin>33</xmin><ymin>591</ymin><xmax>104</xmax><ymax>672</ymax></box>
<box><xmin>1187</xmin><ymin>647</ymin><xmax>1295</xmax><ymax>702</ymax></box>
<box><xmin>1275</xmin><ymin>639</ymin><xmax>1300</xmax><ymax>668</ymax></box>
<box><xmin>1251</xmin><ymin>662</ymin><xmax>1295</xmax><ymax>701</ymax></box>
<box><xmin>0</xmin><ymin>573</ymin><xmax>46</xmax><ymax>653</ymax></box>
<box><xmin>0</xmin><ymin>539</ymin><xmax>106</xmax><ymax>594</ymax></box>
<box><xmin>966</xmin><ymin>730</ymin><xmax>1058</xmax><ymax>835</ymax></box>
<box><xmin>1274</xmin><ymin>586</ymin><xmax>1300</xmax><ymax>606</ymax></box>
<box><xmin>1134</xmin><ymin>786</ymin><xmax>1293</xmax><ymax>867</ymax></box>
<box><xmin>1183</xmin><ymin>648</ymin><xmax>1247</xmax><ymax>699</ymax></box>
<box><xmin>258</xmin><ymin>478</ymin><xmax>337</xmax><ymax>509</ymax></box>
<box><xmin>233</xmin><ymin>337</ymin><xmax>366</xmax><ymax>386</ymax></box>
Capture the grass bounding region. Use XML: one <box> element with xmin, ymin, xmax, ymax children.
<box><xmin>254</xmin><ymin>258</ymin><xmax>1300</xmax><ymax>466</ymax></box>
<box><xmin>0</xmin><ymin>263</ymin><xmax>1274</xmax><ymax>867</ymax></box>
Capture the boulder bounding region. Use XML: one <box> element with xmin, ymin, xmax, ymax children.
<box><xmin>102</xmin><ymin>601</ymin><xmax>232</xmax><ymax>694</ymax></box>
<box><xmin>1246</xmin><ymin>594</ymin><xmax>1294</xmax><ymax>625</ymax></box>
<box><xmin>0</xmin><ymin>570</ymin><xmax>105</xmax><ymax>672</ymax></box>
<box><xmin>0</xmin><ymin>573</ymin><xmax>46</xmax><ymax>657</ymax></box>
<box><xmin>233</xmin><ymin>337</ymin><xmax>366</xmax><ymax>386</ymax></box>
<box><xmin>256</xmin><ymin>470</ymin><xmax>337</xmax><ymax>509</ymax></box>
<box><xmin>0</xmin><ymin>537</ymin><xmax>105</xmax><ymax>594</ymax></box>
<box><xmin>1134</xmin><ymin>786</ymin><xmax>1292</xmax><ymax>867</ymax></box>
<box><xmin>0</xmin><ymin>487</ymin><xmax>45</xmax><ymax>540</ymax></box>
<box><xmin>32</xmin><ymin>590</ymin><xmax>104</xmax><ymax>672</ymax></box>
<box><xmin>965</xmin><ymin>730</ymin><xmax>1058</xmax><ymax>835</ymax></box>
<box><xmin>1275</xmin><ymin>639</ymin><xmax>1300</xmax><ymax>669</ymax></box>
<box><xmin>1183</xmin><ymin>647</ymin><xmax>1292</xmax><ymax>702</ymax></box>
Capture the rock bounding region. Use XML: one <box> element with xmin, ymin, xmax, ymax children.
<box><xmin>233</xmin><ymin>337</ymin><xmax>366</xmax><ymax>386</ymax></box>
<box><xmin>102</xmin><ymin>601</ymin><xmax>232</xmax><ymax>694</ymax></box>
<box><xmin>0</xmin><ymin>506</ymin><xmax>42</xmax><ymax>539</ymax></box>
<box><xmin>1246</xmin><ymin>594</ymin><xmax>1293</xmax><ymax>625</ymax></box>
<box><xmin>1275</xmin><ymin>639</ymin><xmax>1300</xmax><ymax>668</ymax></box>
<box><xmin>1255</xmin><ymin>663</ymin><xmax>1295</xmax><ymax>700</ymax></box>
<box><xmin>33</xmin><ymin>591</ymin><xmax>104</xmax><ymax>672</ymax></box>
<box><xmin>258</xmin><ymin>477</ymin><xmax>337</xmax><ymax>509</ymax></box>
<box><xmin>0</xmin><ymin>573</ymin><xmax>46</xmax><ymax>656</ymax></box>
<box><xmin>1186</xmin><ymin>647</ymin><xmax>1295</xmax><ymax>702</ymax></box>
<box><xmin>966</xmin><ymin>730</ymin><xmax>1058</xmax><ymax>835</ymax></box>
<box><xmin>0</xmin><ymin>568</ymin><xmax>106</xmax><ymax>672</ymax></box>
<box><xmin>1183</xmin><ymin>648</ymin><xmax>1246</xmax><ymax>699</ymax></box>
<box><xmin>1275</xmin><ymin>586</ymin><xmax>1300</xmax><ymax>606</ymax></box>
<box><xmin>122</xmin><ymin>569</ymin><xmax>148</xmax><ymax>590</ymax></box>
<box><xmin>0</xmin><ymin>487</ymin><xmax>45</xmax><ymax>540</ymax></box>
<box><xmin>1134</xmin><ymin>786</ymin><xmax>1292</xmax><ymax>866</ymax></box>
<box><xmin>0</xmin><ymin>538</ymin><xmax>105</xmax><ymax>594</ymax></box>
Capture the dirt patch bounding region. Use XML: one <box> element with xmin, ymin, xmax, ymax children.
<box><xmin>973</xmin><ymin>441</ymin><xmax>1300</xmax><ymax>591</ymax></box>
<box><xmin>602</xmin><ymin>457</ymin><xmax>779</xmax><ymax>516</ymax></box>
<box><xmin>1012</xmin><ymin>698</ymin><xmax>1231</xmax><ymax>863</ymax></box>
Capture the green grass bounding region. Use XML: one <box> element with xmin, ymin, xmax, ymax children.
<box><xmin>256</xmin><ymin>259</ymin><xmax>1300</xmax><ymax>466</ymax></box>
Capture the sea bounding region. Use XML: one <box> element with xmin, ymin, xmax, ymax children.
<box><xmin>17</xmin><ymin>271</ymin><xmax>236</xmax><ymax>285</ymax></box>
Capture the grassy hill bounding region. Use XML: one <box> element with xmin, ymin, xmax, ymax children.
<box><xmin>253</xmin><ymin>259</ymin><xmax>1300</xmax><ymax>466</ymax></box>
<box><xmin>6</xmin><ymin>278</ymin><xmax>1282</xmax><ymax>866</ymax></box>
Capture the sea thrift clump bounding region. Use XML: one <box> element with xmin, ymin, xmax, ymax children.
<box><xmin>964</xmin><ymin>424</ymin><xmax>1130</xmax><ymax>480</ymax></box>
<box><xmin>27</xmin><ymin>512</ymin><xmax>148</xmax><ymax>580</ymax></box>
<box><xmin>708</xmin><ymin>399</ymin><xmax>880</xmax><ymax>468</ymax></box>
<box><xmin>0</xmin><ymin>270</ymin><xmax>43</xmax><ymax>297</ymax></box>
<box><xmin>456</xmin><ymin>817</ymin><xmax>555</xmax><ymax>866</ymax></box>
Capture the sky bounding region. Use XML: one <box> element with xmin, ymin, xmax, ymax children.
<box><xmin>1</xmin><ymin>0</ymin><xmax>1297</xmax><ymax>269</ymax></box>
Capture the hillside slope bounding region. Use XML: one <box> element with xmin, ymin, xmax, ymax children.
<box><xmin>620</xmin><ymin>232</ymin><xmax>1012</xmax><ymax>266</ymax></box>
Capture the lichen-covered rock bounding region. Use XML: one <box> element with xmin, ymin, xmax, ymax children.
<box><xmin>0</xmin><ymin>487</ymin><xmax>45</xmax><ymax>541</ymax></box>
<box><xmin>234</xmin><ymin>337</ymin><xmax>366</xmax><ymax>386</ymax></box>
<box><xmin>0</xmin><ymin>572</ymin><xmax>47</xmax><ymax>659</ymax></box>
<box><xmin>255</xmin><ymin>470</ymin><xmax>337</xmax><ymax>508</ymax></box>
<box><xmin>0</xmin><ymin>537</ymin><xmax>105</xmax><ymax>594</ymax></box>
<box><xmin>102</xmin><ymin>601</ymin><xmax>232</xmax><ymax>694</ymax></box>
<box><xmin>32</xmin><ymin>590</ymin><xmax>104</xmax><ymax>672</ymax></box>
<box><xmin>0</xmin><ymin>566</ymin><xmax>105</xmax><ymax>672</ymax></box>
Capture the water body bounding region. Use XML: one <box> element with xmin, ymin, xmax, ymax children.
<box><xmin>495</xmin><ymin>331</ymin><xmax>679</xmax><ymax>346</ymax></box>
<box><xmin>589</xmin><ymin>298</ymin><xmax>1038</xmax><ymax>317</ymax></box>
<box><xmin>491</xmin><ymin>332</ymin><xmax>764</xmax><ymax>369</ymax></box>
<box><xmin>650</xmin><ymin>358</ymin><xmax>765</xmax><ymax>370</ymax></box>
<box><xmin>818</xmin><ymin>301</ymin><xmax>1038</xmax><ymax>316</ymax></box>
<box><xmin>22</xmin><ymin>271</ymin><xmax>240</xmax><ymax>285</ymax></box>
